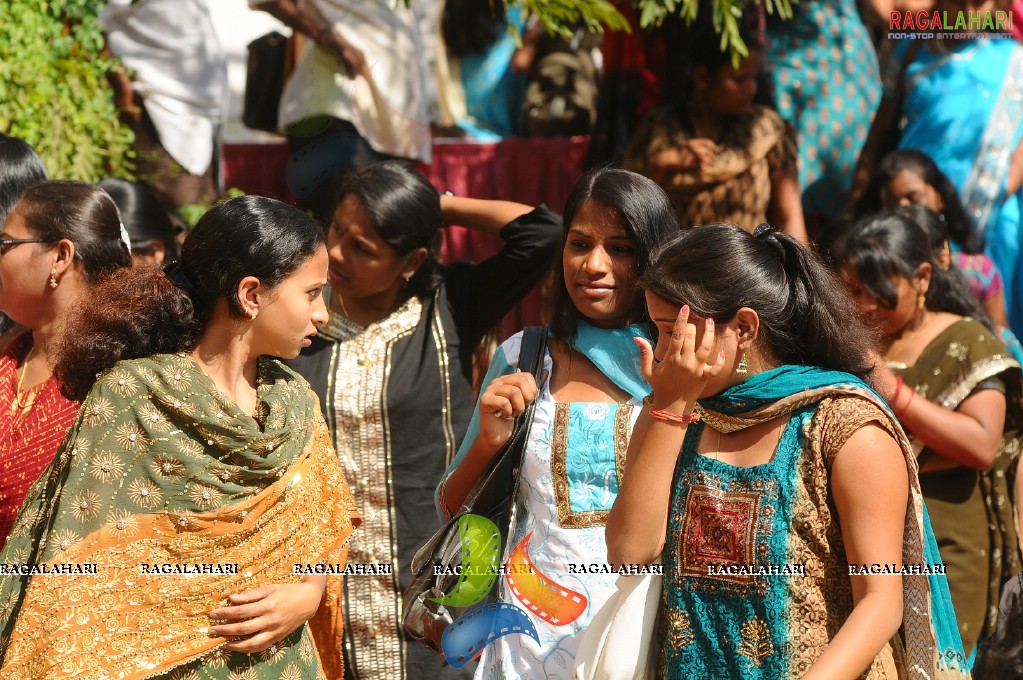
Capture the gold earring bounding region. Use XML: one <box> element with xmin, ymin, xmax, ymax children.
<box><xmin>49</xmin><ymin>268</ymin><xmax>58</xmax><ymax>289</ymax></box>
<box><xmin>736</xmin><ymin>352</ymin><xmax>749</xmax><ymax>375</ymax></box>
<box><xmin>917</xmin><ymin>292</ymin><xmax>926</xmax><ymax>310</ymax></box>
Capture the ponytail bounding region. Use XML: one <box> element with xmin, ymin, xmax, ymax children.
<box><xmin>53</xmin><ymin>195</ymin><xmax>325</xmax><ymax>402</ymax></box>
<box><xmin>641</xmin><ymin>224</ymin><xmax>878</xmax><ymax>380</ymax></box>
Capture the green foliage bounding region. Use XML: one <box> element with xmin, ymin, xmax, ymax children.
<box><xmin>505</xmin><ymin>0</ymin><xmax>796</xmax><ymax>66</ymax></box>
<box><xmin>514</xmin><ymin>0</ymin><xmax>632</xmax><ymax>37</ymax></box>
<box><xmin>634</xmin><ymin>0</ymin><xmax>795</xmax><ymax>67</ymax></box>
<box><xmin>178</xmin><ymin>187</ymin><xmax>246</xmax><ymax>230</ymax></box>
<box><xmin>0</xmin><ymin>0</ymin><xmax>134</xmax><ymax>181</ymax></box>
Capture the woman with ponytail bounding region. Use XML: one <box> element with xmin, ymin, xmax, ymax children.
<box><xmin>607</xmin><ymin>224</ymin><xmax>969</xmax><ymax>678</ymax></box>
<box><xmin>0</xmin><ymin>195</ymin><xmax>360</xmax><ymax>678</ymax></box>
<box><xmin>0</xmin><ymin>181</ymin><xmax>131</xmax><ymax>548</ymax></box>
<box><xmin>838</xmin><ymin>211</ymin><xmax>1022</xmax><ymax>658</ymax></box>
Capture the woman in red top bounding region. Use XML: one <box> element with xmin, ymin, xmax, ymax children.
<box><xmin>0</xmin><ymin>180</ymin><xmax>131</xmax><ymax>546</ymax></box>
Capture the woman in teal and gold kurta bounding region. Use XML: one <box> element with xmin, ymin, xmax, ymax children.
<box><xmin>607</xmin><ymin>224</ymin><xmax>969</xmax><ymax>679</ymax></box>
<box><xmin>0</xmin><ymin>196</ymin><xmax>360</xmax><ymax>679</ymax></box>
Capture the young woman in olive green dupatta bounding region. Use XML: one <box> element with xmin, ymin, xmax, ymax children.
<box><xmin>841</xmin><ymin>212</ymin><xmax>1021</xmax><ymax>656</ymax></box>
<box><xmin>0</xmin><ymin>196</ymin><xmax>360</xmax><ymax>679</ymax></box>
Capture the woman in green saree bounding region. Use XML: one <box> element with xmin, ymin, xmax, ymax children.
<box><xmin>840</xmin><ymin>211</ymin><xmax>1021</xmax><ymax>659</ymax></box>
<box><xmin>0</xmin><ymin>196</ymin><xmax>360</xmax><ymax>678</ymax></box>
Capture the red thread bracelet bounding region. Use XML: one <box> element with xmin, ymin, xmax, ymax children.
<box><xmin>649</xmin><ymin>408</ymin><xmax>701</xmax><ymax>425</ymax></box>
<box><xmin>896</xmin><ymin>386</ymin><xmax>915</xmax><ymax>415</ymax></box>
<box><xmin>891</xmin><ymin>376</ymin><xmax>904</xmax><ymax>408</ymax></box>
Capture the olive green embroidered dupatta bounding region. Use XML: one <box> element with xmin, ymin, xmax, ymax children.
<box><xmin>893</xmin><ymin>318</ymin><xmax>1022</xmax><ymax>650</ymax></box>
<box><xmin>0</xmin><ymin>354</ymin><xmax>359</xmax><ymax>679</ymax></box>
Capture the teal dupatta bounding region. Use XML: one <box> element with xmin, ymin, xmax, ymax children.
<box><xmin>437</xmin><ymin>321</ymin><xmax>651</xmax><ymax>517</ymax></box>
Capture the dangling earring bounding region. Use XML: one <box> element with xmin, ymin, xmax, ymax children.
<box><xmin>402</xmin><ymin>274</ymin><xmax>411</xmax><ymax>288</ymax></box>
<box><xmin>49</xmin><ymin>268</ymin><xmax>58</xmax><ymax>289</ymax></box>
<box><xmin>917</xmin><ymin>291</ymin><xmax>926</xmax><ymax>311</ymax></box>
<box><xmin>735</xmin><ymin>353</ymin><xmax>749</xmax><ymax>376</ymax></box>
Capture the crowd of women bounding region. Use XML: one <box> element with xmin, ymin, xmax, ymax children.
<box><xmin>1</xmin><ymin>0</ymin><xmax>1022</xmax><ymax>678</ymax></box>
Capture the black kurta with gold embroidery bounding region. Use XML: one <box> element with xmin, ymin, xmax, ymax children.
<box><xmin>287</xmin><ymin>207</ymin><xmax>561</xmax><ymax>680</ymax></box>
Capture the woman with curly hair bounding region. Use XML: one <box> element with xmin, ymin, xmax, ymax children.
<box><xmin>0</xmin><ymin>195</ymin><xmax>360</xmax><ymax>678</ymax></box>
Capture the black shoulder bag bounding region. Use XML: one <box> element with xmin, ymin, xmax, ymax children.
<box><xmin>402</xmin><ymin>326</ymin><xmax>548</xmax><ymax>654</ymax></box>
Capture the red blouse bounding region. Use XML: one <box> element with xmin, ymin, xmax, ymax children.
<box><xmin>0</xmin><ymin>331</ymin><xmax>80</xmax><ymax>548</ymax></box>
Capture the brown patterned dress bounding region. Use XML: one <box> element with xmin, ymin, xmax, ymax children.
<box><xmin>624</xmin><ymin>104</ymin><xmax>796</xmax><ymax>231</ymax></box>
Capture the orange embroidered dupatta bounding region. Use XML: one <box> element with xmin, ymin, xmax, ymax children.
<box><xmin>0</xmin><ymin>354</ymin><xmax>359</xmax><ymax>679</ymax></box>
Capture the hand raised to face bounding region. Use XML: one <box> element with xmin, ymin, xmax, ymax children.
<box><xmin>634</xmin><ymin>305</ymin><xmax>726</xmax><ymax>416</ymax></box>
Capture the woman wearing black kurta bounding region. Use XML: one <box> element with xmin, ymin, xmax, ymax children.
<box><xmin>287</xmin><ymin>161</ymin><xmax>561</xmax><ymax>680</ymax></box>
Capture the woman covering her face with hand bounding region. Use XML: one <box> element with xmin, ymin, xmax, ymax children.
<box><xmin>438</xmin><ymin>167</ymin><xmax>676</xmax><ymax>678</ymax></box>
<box><xmin>606</xmin><ymin>224</ymin><xmax>969</xmax><ymax>679</ymax></box>
<box><xmin>0</xmin><ymin>196</ymin><xmax>360</xmax><ymax>678</ymax></box>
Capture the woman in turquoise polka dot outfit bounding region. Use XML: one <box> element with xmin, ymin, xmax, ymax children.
<box><xmin>766</xmin><ymin>0</ymin><xmax>882</xmax><ymax>227</ymax></box>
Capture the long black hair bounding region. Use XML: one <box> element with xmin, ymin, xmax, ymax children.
<box><xmin>854</xmin><ymin>149</ymin><xmax>983</xmax><ymax>254</ymax></box>
<box><xmin>840</xmin><ymin>211</ymin><xmax>991</xmax><ymax>328</ymax></box>
<box><xmin>0</xmin><ymin>133</ymin><xmax>48</xmax><ymax>224</ymax></box>
<box><xmin>55</xmin><ymin>195</ymin><xmax>325</xmax><ymax>400</ymax></box>
<box><xmin>549</xmin><ymin>166</ymin><xmax>680</xmax><ymax>340</ymax></box>
<box><xmin>335</xmin><ymin>161</ymin><xmax>444</xmax><ymax>299</ymax></box>
<box><xmin>642</xmin><ymin>223</ymin><xmax>877</xmax><ymax>380</ymax></box>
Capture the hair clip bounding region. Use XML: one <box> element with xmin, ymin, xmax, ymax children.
<box><xmin>753</xmin><ymin>223</ymin><xmax>786</xmax><ymax>265</ymax></box>
<box><xmin>163</xmin><ymin>261</ymin><xmax>194</xmax><ymax>294</ymax></box>
<box><xmin>118</xmin><ymin>221</ymin><xmax>132</xmax><ymax>254</ymax></box>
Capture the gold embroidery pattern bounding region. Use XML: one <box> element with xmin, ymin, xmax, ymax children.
<box><xmin>934</xmin><ymin>356</ymin><xmax>1018</xmax><ymax>411</ymax></box>
<box><xmin>677</xmin><ymin>484</ymin><xmax>762</xmax><ymax>585</ymax></box>
<box><xmin>665</xmin><ymin>608</ymin><xmax>694</xmax><ymax>650</ymax></box>
<box><xmin>737</xmin><ymin>617</ymin><xmax>773</xmax><ymax>669</ymax></box>
<box><xmin>550</xmin><ymin>403</ymin><xmax>633</xmax><ymax>528</ymax></box>
<box><xmin>88</xmin><ymin>451</ymin><xmax>125</xmax><ymax>483</ymax></box>
<box><xmin>669</xmin><ymin>463</ymin><xmax>777</xmax><ymax>598</ymax></box>
<box><xmin>327</xmin><ymin>298</ymin><xmax>421</xmax><ymax>680</ymax></box>
<box><xmin>430</xmin><ymin>301</ymin><xmax>457</xmax><ymax>467</ymax></box>
<box><xmin>0</xmin><ymin>421</ymin><xmax>357</xmax><ymax>679</ymax></box>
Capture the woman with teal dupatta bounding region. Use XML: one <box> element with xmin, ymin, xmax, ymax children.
<box><xmin>0</xmin><ymin>196</ymin><xmax>360</xmax><ymax>679</ymax></box>
<box><xmin>438</xmin><ymin>167</ymin><xmax>677</xmax><ymax>677</ymax></box>
<box><xmin>608</xmin><ymin>224</ymin><xmax>970</xmax><ymax>679</ymax></box>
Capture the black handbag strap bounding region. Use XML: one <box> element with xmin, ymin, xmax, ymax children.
<box><xmin>457</xmin><ymin>325</ymin><xmax>547</xmax><ymax>515</ymax></box>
